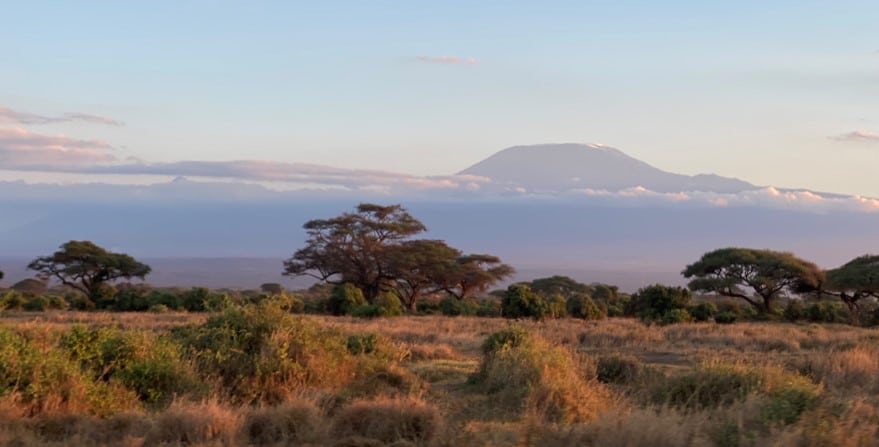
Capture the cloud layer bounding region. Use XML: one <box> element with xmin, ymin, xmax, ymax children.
<box><xmin>830</xmin><ymin>130</ymin><xmax>879</xmax><ymax>143</ymax></box>
<box><xmin>415</xmin><ymin>55</ymin><xmax>478</xmax><ymax>65</ymax></box>
<box><xmin>0</xmin><ymin>107</ymin><xmax>123</xmax><ymax>126</ymax></box>
<box><xmin>0</xmin><ymin>127</ymin><xmax>116</xmax><ymax>169</ymax></box>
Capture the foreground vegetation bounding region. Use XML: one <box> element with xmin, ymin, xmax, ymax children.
<box><xmin>1</xmin><ymin>303</ymin><xmax>879</xmax><ymax>446</ymax></box>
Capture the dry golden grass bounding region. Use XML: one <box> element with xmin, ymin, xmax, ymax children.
<box><xmin>330</xmin><ymin>396</ymin><xmax>444</xmax><ymax>445</ymax></box>
<box><xmin>3</xmin><ymin>312</ymin><xmax>879</xmax><ymax>446</ymax></box>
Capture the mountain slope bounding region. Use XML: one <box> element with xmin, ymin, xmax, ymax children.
<box><xmin>460</xmin><ymin>143</ymin><xmax>756</xmax><ymax>193</ymax></box>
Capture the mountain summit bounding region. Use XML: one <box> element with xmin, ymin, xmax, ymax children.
<box><xmin>459</xmin><ymin>143</ymin><xmax>756</xmax><ymax>193</ymax></box>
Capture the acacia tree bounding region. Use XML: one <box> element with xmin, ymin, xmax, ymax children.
<box><xmin>824</xmin><ymin>255</ymin><xmax>879</xmax><ymax>325</ymax></box>
<box><xmin>387</xmin><ymin>239</ymin><xmax>460</xmax><ymax>313</ymax></box>
<box><xmin>682</xmin><ymin>247</ymin><xmax>823</xmax><ymax>314</ymax></box>
<box><xmin>28</xmin><ymin>241</ymin><xmax>151</xmax><ymax>304</ymax></box>
<box><xmin>283</xmin><ymin>204</ymin><xmax>427</xmax><ymax>303</ymax></box>
<box><xmin>285</xmin><ymin>203</ymin><xmax>514</xmax><ymax>310</ymax></box>
<box><xmin>439</xmin><ymin>254</ymin><xmax>515</xmax><ymax>301</ymax></box>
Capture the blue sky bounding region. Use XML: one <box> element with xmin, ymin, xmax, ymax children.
<box><xmin>1</xmin><ymin>1</ymin><xmax>878</xmax><ymax>195</ymax></box>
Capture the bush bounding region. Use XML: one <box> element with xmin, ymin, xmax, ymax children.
<box><xmin>174</xmin><ymin>301</ymin><xmax>353</xmax><ymax>403</ymax></box>
<box><xmin>715</xmin><ymin>311</ymin><xmax>738</xmax><ymax>324</ymax></box>
<box><xmin>68</xmin><ymin>293</ymin><xmax>96</xmax><ymax>310</ymax></box>
<box><xmin>566</xmin><ymin>294</ymin><xmax>605</xmax><ymax>320</ymax></box>
<box><xmin>690</xmin><ymin>301</ymin><xmax>717</xmax><ymax>322</ymax></box>
<box><xmin>147</xmin><ymin>290</ymin><xmax>183</xmax><ymax>310</ymax></box>
<box><xmin>23</xmin><ymin>295</ymin><xmax>50</xmax><ymax>311</ymax></box>
<box><xmin>328</xmin><ymin>284</ymin><xmax>367</xmax><ymax>316</ymax></box>
<box><xmin>660</xmin><ymin>308</ymin><xmax>692</xmax><ymax>325</ymax></box>
<box><xmin>501</xmin><ymin>284</ymin><xmax>549</xmax><ymax>320</ymax></box>
<box><xmin>473</xmin><ymin>327</ymin><xmax>609</xmax><ymax>422</ymax></box>
<box><xmin>439</xmin><ymin>296</ymin><xmax>477</xmax><ymax>316</ymax></box>
<box><xmin>61</xmin><ymin>325</ymin><xmax>200</xmax><ymax>407</ymax></box>
<box><xmin>652</xmin><ymin>363</ymin><xmax>759</xmax><ymax>409</ymax></box>
<box><xmin>596</xmin><ymin>355</ymin><xmax>641</xmax><ymax>384</ymax></box>
<box><xmin>1</xmin><ymin>291</ymin><xmax>25</xmax><ymax>311</ymax></box>
<box><xmin>476</xmin><ymin>298</ymin><xmax>502</xmax><ymax>317</ymax></box>
<box><xmin>548</xmin><ymin>294</ymin><xmax>568</xmax><ymax>318</ymax></box>
<box><xmin>0</xmin><ymin>327</ymin><xmax>139</xmax><ymax>415</ymax></box>
<box><xmin>629</xmin><ymin>284</ymin><xmax>691</xmax><ymax>322</ymax></box>
<box><xmin>114</xmin><ymin>285</ymin><xmax>152</xmax><ymax>311</ymax></box>
<box><xmin>783</xmin><ymin>300</ymin><xmax>806</xmax><ymax>322</ymax></box>
<box><xmin>243</xmin><ymin>400</ymin><xmax>323</xmax><ymax>446</ymax></box>
<box><xmin>651</xmin><ymin>361</ymin><xmax>820</xmax><ymax>419</ymax></box>
<box><xmin>806</xmin><ymin>301</ymin><xmax>843</xmax><ymax>323</ymax></box>
<box><xmin>481</xmin><ymin>325</ymin><xmax>531</xmax><ymax>355</ymax></box>
<box><xmin>46</xmin><ymin>295</ymin><xmax>67</xmax><ymax>310</ymax></box>
<box><xmin>181</xmin><ymin>287</ymin><xmax>212</xmax><ymax>312</ymax></box>
<box><xmin>331</xmin><ymin>397</ymin><xmax>443</xmax><ymax>445</ymax></box>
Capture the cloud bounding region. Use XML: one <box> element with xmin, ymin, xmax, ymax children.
<box><xmin>829</xmin><ymin>130</ymin><xmax>879</xmax><ymax>143</ymax></box>
<box><xmin>568</xmin><ymin>185</ymin><xmax>879</xmax><ymax>213</ymax></box>
<box><xmin>0</xmin><ymin>127</ymin><xmax>116</xmax><ymax>169</ymax></box>
<box><xmin>0</xmin><ymin>107</ymin><xmax>123</xmax><ymax>126</ymax></box>
<box><xmin>415</xmin><ymin>55</ymin><xmax>478</xmax><ymax>65</ymax></box>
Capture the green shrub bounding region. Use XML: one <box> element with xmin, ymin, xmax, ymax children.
<box><xmin>181</xmin><ymin>287</ymin><xmax>211</xmax><ymax>311</ymax></box>
<box><xmin>375</xmin><ymin>293</ymin><xmax>403</xmax><ymax>316</ymax></box>
<box><xmin>347</xmin><ymin>333</ymin><xmax>381</xmax><ymax>355</ymax></box>
<box><xmin>690</xmin><ymin>302</ymin><xmax>717</xmax><ymax>322</ymax></box>
<box><xmin>783</xmin><ymin>300</ymin><xmax>806</xmax><ymax>322</ymax></box>
<box><xmin>68</xmin><ymin>293</ymin><xmax>96</xmax><ymax>310</ymax></box>
<box><xmin>147</xmin><ymin>290</ymin><xmax>183</xmax><ymax>310</ymax></box>
<box><xmin>652</xmin><ymin>363</ymin><xmax>761</xmax><ymax>409</ymax></box>
<box><xmin>566</xmin><ymin>294</ymin><xmax>606</xmax><ymax>320</ymax></box>
<box><xmin>0</xmin><ymin>327</ymin><xmax>138</xmax><ymax>415</ymax></box>
<box><xmin>715</xmin><ymin>311</ymin><xmax>738</xmax><ymax>324</ymax></box>
<box><xmin>806</xmin><ymin>302</ymin><xmax>842</xmax><ymax>323</ymax></box>
<box><xmin>61</xmin><ymin>325</ymin><xmax>200</xmax><ymax>407</ymax></box>
<box><xmin>1</xmin><ymin>291</ymin><xmax>25</xmax><ymax>310</ymax></box>
<box><xmin>481</xmin><ymin>325</ymin><xmax>531</xmax><ymax>355</ymax></box>
<box><xmin>596</xmin><ymin>355</ymin><xmax>641</xmax><ymax>384</ymax></box>
<box><xmin>174</xmin><ymin>301</ymin><xmax>353</xmax><ymax>403</ymax></box>
<box><xmin>660</xmin><ymin>308</ymin><xmax>693</xmax><ymax>325</ymax></box>
<box><xmin>651</xmin><ymin>362</ymin><xmax>820</xmax><ymax>416</ymax></box>
<box><xmin>23</xmin><ymin>295</ymin><xmax>50</xmax><ymax>311</ymax></box>
<box><xmin>115</xmin><ymin>286</ymin><xmax>151</xmax><ymax>311</ymax></box>
<box><xmin>439</xmin><ymin>296</ymin><xmax>477</xmax><ymax>316</ymax></box>
<box><xmin>761</xmin><ymin>380</ymin><xmax>821</xmax><ymax>425</ymax></box>
<box><xmin>501</xmin><ymin>284</ymin><xmax>549</xmax><ymax>320</ymax></box>
<box><xmin>328</xmin><ymin>284</ymin><xmax>367</xmax><ymax>316</ymax></box>
<box><xmin>629</xmin><ymin>284</ymin><xmax>691</xmax><ymax>322</ymax></box>
<box><xmin>476</xmin><ymin>298</ymin><xmax>502</xmax><ymax>317</ymax></box>
<box><xmin>46</xmin><ymin>295</ymin><xmax>67</xmax><ymax>310</ymax></box>
<box><xmin>473</xmin><ymin>327</ymin><xmax>609</xmax><ymax>422</ymax></box>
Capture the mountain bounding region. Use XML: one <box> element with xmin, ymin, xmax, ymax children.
<box><xmin>1</xmin><ymin>142</ymin><xmax>877</xmax><ymax>291</ymax></box>
<box><xmin>460</xmin><ymin>143</ymin><xmax>757</xmax><ymax>193</ymax></box>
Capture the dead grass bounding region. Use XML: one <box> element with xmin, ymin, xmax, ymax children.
<box><xmin>3</xmin><ymin>313</ymin><xmax>879</xmax><ymax>446</ymax></box>
<box><xmin>330</xmin><ymin>396</ymin><xmax>444</xmax><ymax>445</ymax></box>
<box><xmin>143</xmin><ymin>399</ymin><xmax>241</xmax><ymax>446</ymax></box>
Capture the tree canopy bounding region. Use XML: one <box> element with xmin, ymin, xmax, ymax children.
<box><xmin>682</xmin><ymin>247</ymin><xmax>823</xmax><ymax>314</ymax></box>
<box><xmin>27</xmin><ymin>240</ymin><xmax>151</xmax><ymax>303</ymax></box>
<box><xmin>824</xmin><ymin>255</ymin><xmax>879</xmax><ymax>324</ymax></box>
<box><xmin>284</xmin><ymin>203</ymin><xmax>513</xmax><ymax>310</ymax></box>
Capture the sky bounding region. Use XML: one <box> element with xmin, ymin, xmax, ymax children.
<box><xmin>1</xmin><ymin>1</ymin><xmax>878</xmax><ymax>196</ymax></box>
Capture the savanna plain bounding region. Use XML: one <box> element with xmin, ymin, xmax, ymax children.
<box><xmin>2</xmin><ymin>305</ymin><xmax>879</xmax><ymax>447</ymax></box>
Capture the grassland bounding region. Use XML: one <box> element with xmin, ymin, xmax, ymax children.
<box><xmin>1</xmin><ymin>308</ymin><xmax>879</xmax><ymax>446</ymax></box>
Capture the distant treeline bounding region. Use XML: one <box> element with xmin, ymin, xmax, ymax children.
<box><xmin>1</xmin><ymin>203</ymin><xmax>877</xmax><ymax>326</ymax></box>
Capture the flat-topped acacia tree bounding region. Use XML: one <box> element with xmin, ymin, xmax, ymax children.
<box><xmin>824</xmin><ymin>255</ymin><xmax>879</xmax><ymax>325</ymax></box>
<box><xmin>284</xmin><ymin>203</ymin><xmax>428</xmax><ymax>303</ymax></box>
<box><xmin>284</xmin><ymin>203</ymin><xmax>513</xmax><ymax>309</ymax></box>
<box><xmin>682</xmin><ymin>247</ymin><xmax>823</xmax><ymax>315</ymax></box>
<box><xmin>28</xmin><ymin>240</ymin><xmax>151</xmax><ymax>304</ymax></box>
